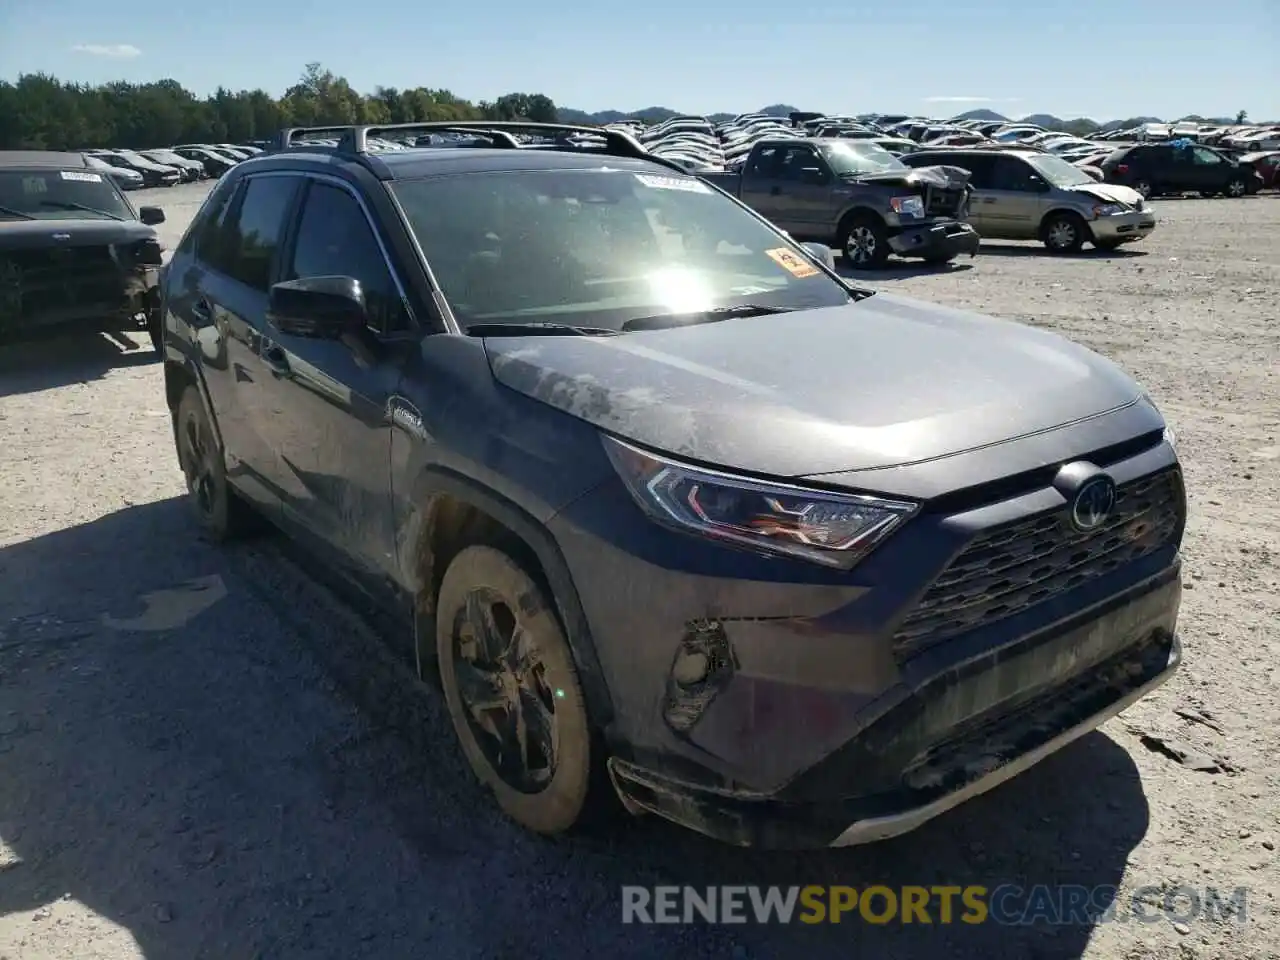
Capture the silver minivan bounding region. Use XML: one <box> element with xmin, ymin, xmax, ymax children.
<box><xmin>903</xmin><ymin>148</ymin><xmax>1155</xmax><ymax>253</ymax></box>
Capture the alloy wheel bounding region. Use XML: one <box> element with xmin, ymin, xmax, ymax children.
<box><xmin>1135</xmin><ymin>181</ymin><xmax>1152</xmax><ymax>199</ymax></box>
<box><xmin>452</xmin><ymin>588</ymin><xmax>558</xmax><ymax>794</ymax></box>
<box><xmin>1227</xmin><ymin>179</ymin><xmax>1246</xmax><ymax>197</ymax></box>
<box><xmin>845</xmin><ymin>225</ymin><xmax>877</xmax><ymax>265</ymax></box>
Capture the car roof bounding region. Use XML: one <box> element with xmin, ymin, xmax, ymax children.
<box><xmin>912</xmin><ymin>147</ymin><xmax>1040</xmax><ymax>158</ymax></box>
<box><xmin>245</xmin><ymin>146</ymin><xmax>674</xmax><ymax>181</ymax></box>
<box><xmin>0</xmin><ymin>150</ymin><xmax>91</xmax><ymax>169</ymax></box>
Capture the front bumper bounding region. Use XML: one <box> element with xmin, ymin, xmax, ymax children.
<box><xmin>606</xmin><ymin>572</ymin><xmax>1180</xmax><ymax>848</ymax></box>
<box><xmin>1092</xmin><ymin>211</ymin><xmax>1157</xmax><ymax>244</ymax></box>
<box><xmin>550</xmin><ymin>432</ymin><xmax>1184</xmax><ymax>847</ymax></box>
<box><xmin>889</xmin><ymin>220</ymin><xmax>981</xmax><ymax>259</ymax></box>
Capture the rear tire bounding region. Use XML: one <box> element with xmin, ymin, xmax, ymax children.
<box><xmin>436</xmin><ymin>546</ymin><xmax>594</xmax><ymax>836</ymax></box>
<box><xmin>174</xmin><ymin>387</ymin><xmax>258</xmax><ymax>542</ymax></box>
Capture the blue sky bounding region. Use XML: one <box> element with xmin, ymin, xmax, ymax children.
<box><xmin>2</xmin><ymin>0</ymin><xmax>1276</xmax><ymax>121</ymax></box>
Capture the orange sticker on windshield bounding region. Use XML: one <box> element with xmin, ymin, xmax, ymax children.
<box><xmin>765</xmin><ymin>247</ymin><xmax>820</xmax><ymax>278</ymax></box>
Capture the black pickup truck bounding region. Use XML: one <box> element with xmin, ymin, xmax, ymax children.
<box><xmin>701</xmin><ymin>138</ymin><xmax>979</xmax><ymax>268</ymax></box>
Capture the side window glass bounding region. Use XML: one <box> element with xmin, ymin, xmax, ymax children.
<box><xmin>956</xmin><ymin>154</ymin><xmax>993</xmax><ymax>189</ymax></box>
<box><xmin>219</xmin><ymin>176</ymin><xmax>299</xmax><ymax>292</ymax></box>
<box><xmin>990</xmin><ymin>157</ymin><xmax>1034</xmax><ymax>191</ymax></box>
<box><xmin>182</xmin><ymin>179</ymin><xmax>235</xmax><ymax>259</ymax></box>
<box><xmin>778</xmin><ymin>147</ymin><xmax>822</xmax><ymax>182</ymax></box>
<box><xmin>286</xmin><ymin>182</ymin><xmax>409</xmax><ymax>333</ymax></box>
<box><xmin>745</xmin><ymin>147</ymin><xmax>779</xmax><ymax>178</ymax></box>
<box><xmin>1192</xmin><ymin>147</ymin><xmax>1222</xmax><ymax>166</ymax></box>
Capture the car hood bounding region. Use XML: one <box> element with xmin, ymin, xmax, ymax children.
<box><xmin>841</xmin><ymin>165</ymin><xmax>971</xmax><ymax>189</ymax></box>
<box><xmin>484</xmin><ymin>292</ymin><xmax>1142</xmax><ymax>477</ymax></box>
<box><xmin>1069</xmin><ymin>182</ymin><xmax>1145</xmax><ymax>205</ymax></box>
<box><xmin>0</xmin><ymin>218</ymin><xmax>155</xmax><ymax>250</ymax></box>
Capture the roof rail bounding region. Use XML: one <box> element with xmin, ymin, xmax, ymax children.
<box><xmin>271</xmin><ymin>120</ymin><xmax>650</xmax><ymax>158</ymax></box>
<box><xmin>344</xmin><ymin>121</ymin><xmax>652</xmax><ymax>159</ymax></box>
<box><xmin>268</xmin><ymin>120</ymin><xmax>700</xmax><ymax>174</ymax></box>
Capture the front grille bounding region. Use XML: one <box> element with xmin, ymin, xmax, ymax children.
<box><xmin>0</xmin><ymin>245</ymin><xmax>124</xmax><ymax>326</ymax></box>
<box><xmin>892</xmin><ymin>469</ymin><xmax>1184</xmax><ymax>660</ymax></box>
<box><xmin>925</xmin><ymin>185</ymin><xmax>965</xmax><ymax>218</ymax></box>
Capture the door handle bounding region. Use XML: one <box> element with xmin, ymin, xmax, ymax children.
<box><xmin>261</xmin><ymin>344</ymin><xmax>292</xmax><ymax>379</ymax></box>
<box><xmin>190</xmin><ymin>296</ymin><xmax>212</xmax><ymax>321</ymax></box>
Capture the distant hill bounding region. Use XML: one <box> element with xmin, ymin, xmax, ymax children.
<box><xmin>557</xmin><ymin>103</ymin><xmax>800</xmax><ymax>125</ymax></box>
<box><xmin>953</xmin><ymin>108</ymin><xmax>1008</xmax><ymax>122</ymax></box>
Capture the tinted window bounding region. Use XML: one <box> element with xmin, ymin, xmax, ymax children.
<box><xmin>1192</xmin><ymin>147</ymin><xmax>1224</xmax><ymax>166</ymax></box>
<box><xmin>213</xmin><ymin>176</ymin><xmax>299</xmax><ymax>291</ymax></box>
<box><xmin>923</xmin><ymin>153</ymin><xmax>994</xmax><ymax>188</ymax></box>
<box><xmin>286</xmin><ymin>181</ymin><xmax>409</xmax><ymax>333</ymax></box>
<box><xmin>775</xmin><ymin>146</ymin><xmax>826</xmax><ymax>182</ymax></box>
<box><xmin>990</xmin><ymin>156</ymin><xmax>1039</xmax><ymax>190</ymax></box>
<box><xmin>180</xmin><ymin>178</ymin><xmax>236</xmax><ymax>257</ymax></box>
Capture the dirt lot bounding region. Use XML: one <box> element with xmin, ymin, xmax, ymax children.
<box><xmin>0</xmin><ymin>183</ymin><xmax>1277</xmax><ymax>960</ymax></box>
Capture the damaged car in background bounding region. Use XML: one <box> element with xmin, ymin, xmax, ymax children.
<box><xmin>162</xmin><ymin>121</ymin><xmax>1185</xmax><ymax>849</ymax></box>
<box><xmin>901</xmin><ymin>147</ymin><xmax>1156</xmax><ymax>252</ymax></box>
<box><xmin>0</xmin><ymin>151</ymin><xmax>166</xmax><ymax>351</ymax></box>
<box><xmin>699</xmin><ymin>137</ymin><xmax>979</xmax><ymax>268</ymax></box>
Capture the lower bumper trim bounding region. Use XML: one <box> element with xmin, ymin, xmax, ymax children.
<box><xmin>829</xmin><ymin>648</ymin><xmax>1177</xmax><ymax>845</ymax></box>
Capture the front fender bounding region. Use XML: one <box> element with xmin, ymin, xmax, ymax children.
<box><xmin>403</xmin><ymin>465</ymin><xmax>618</xmax><ymax>733</ymax></box>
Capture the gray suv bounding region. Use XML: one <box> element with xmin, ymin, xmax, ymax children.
<box><xmin>160</xmin><ymin>121</ymin><xmax>1185</xmax><ymax>848</ymax></box>
<box><xmin>903</xmin><ymin>148</ymin><xmax>1156</xmax><ymax>253</ymax></box>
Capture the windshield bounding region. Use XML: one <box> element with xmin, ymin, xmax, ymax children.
<box><xmin>0</xmin><ymin>170</ymin><xmax>133</xmax><ymax>220</ymax></box>
<box><xmin>1024</xmin><ymin>153</ymin><xmax>1096</xmax><ymax>188</ymax></box>
<box><xmin>390</xmin><ymin>169</ymin><xmax>853</xmax><ymax>330</ymax></box>
<box><xmin>821</xmin><ymin>141</ymin><xmax>907</xmax><ymax>176</ymax></box>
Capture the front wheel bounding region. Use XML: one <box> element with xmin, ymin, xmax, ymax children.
<box><xmin>1225</xmin><ymin>177</ymin><xmax>1248</xmax><ymax>198</ymax></box>
<box><xmin>839</xmin><ymin>215</ymin><xmax>891</xmax><ymax>269</ymax></box>
<box><xmin>436</xmin><ymin>545</ymin><xmax>594</xmax><ymax>835</ymax></box>
<box><xmin>1042</xmin><ymin>212</ymin><xmax>1088</xmax><ymax>254</ymax></box>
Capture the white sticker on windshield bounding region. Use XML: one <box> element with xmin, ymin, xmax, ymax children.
<box><xmin>60</xmin><ymin>171</ymin><xmax>103</xmax><ymax>183</ymax></box>
<box><xmin>634</xmin><ymin>173</ymin><xmax>711</xmax><ymax>194</ymax></box>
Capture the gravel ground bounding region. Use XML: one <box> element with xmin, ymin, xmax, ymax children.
<box><xmin>0</xmin><ymin>183</ymin><xmax>1277</xmax><ymax>960</ymax></box>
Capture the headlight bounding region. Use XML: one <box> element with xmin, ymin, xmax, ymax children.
<box><xmin>1092</xmin><ymin>203</ymin><xmax>1124</xmax><ymax>217</ymax></box>
<box><xmin>602</xmin><ymin>436</ymin><xmax>917</xmax><ymax>568</ymax></box>
<box><xmin>1163</xmin><ymin>425</ymin><xmax>1178</xmax><ymax>451</ymax></box>
<box><xmin>890</xmin><ymin>195</ymin><xmax>925</xmax><ymax>218</ymax></box>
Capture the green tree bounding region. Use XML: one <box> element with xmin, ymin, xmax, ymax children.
<box><xmin>0</xmin><ymin>63</ymin><xmax>560</xmax><ymax>150</ymax></box>
<box><xmin>1235</xmin><ymin>109</ymin><xmax>1248</xmax><ymax>124</ymax></box>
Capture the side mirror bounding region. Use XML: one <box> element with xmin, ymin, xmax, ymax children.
<box><xmin>267</xmin><ymin>276</ymin><xmax>368</xmax><ymax>339</ymax></box>
<box><xmin>801</xmin><ymin>242</ymin><xmax>837</xmax><ymax>271</ymax></box>
<box><xmin>139</xmin><ymin>206</ymin><xmax>165</xmax><ymax>226</ymax></box>
<box><xmin>799</xmin><ymin>166</ymin><xmax>828</xmax><ymax>186</ymax></box>
<box><xmin>1026</xmin><ymin>174</ymin><xmax>1050</xmax><ymax>192</ymax></box>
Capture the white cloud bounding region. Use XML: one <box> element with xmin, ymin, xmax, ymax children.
<box><xmin>923</xmin><ymin>96</ymin><xmax>1022</xmax><ymax>103</ymax></box>
<box><xmin>71</xmin><ymin>43</ymin><xmax>141</xmax><ymax>58</ymax></box>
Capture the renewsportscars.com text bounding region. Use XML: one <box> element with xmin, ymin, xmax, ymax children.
<box><xmin>621</xmin><ymin>885</ymin><xmax>1249</xmax><ymax>926</ymax></box>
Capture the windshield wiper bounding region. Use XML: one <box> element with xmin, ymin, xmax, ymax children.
<box><xmin>621</xmin><ymin>303</ymin><xmax>792</xmax><ymax>332</ymax></box>
<box><xmin>38</xmin><ymin>200</ymin><xmax>124</xmax><ymax>220</ymax></box>
<box><xmin>466</xmin><ymin>321</ymin><xmax>620</xmax><ymax>337</ymax></box>
<box><xmin>0</xmin><ymin>204</ymin><xmax>35</xmax><ymax>220</ymax></box>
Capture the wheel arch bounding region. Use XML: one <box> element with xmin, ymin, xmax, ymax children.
<box><xmin>404</xmin><ymin>467</ymin><xmax>616</xmax><ymax>732</ymax></box>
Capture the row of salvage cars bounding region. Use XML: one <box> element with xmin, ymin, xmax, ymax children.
<box><xmin>79</xmin><ymin>143</ymin><xmax>266</xmax><ymax>189</ymax></box>
<box><xmin>605</xmin><ymin>112</ymin><xmax>1274</xmax><ymax>267</ymax></box>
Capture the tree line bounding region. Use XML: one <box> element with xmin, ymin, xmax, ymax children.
<box><xmin>0</xmin><ymin>62</ymin><xmax>560</xmax><ymax>152</ymax></box>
